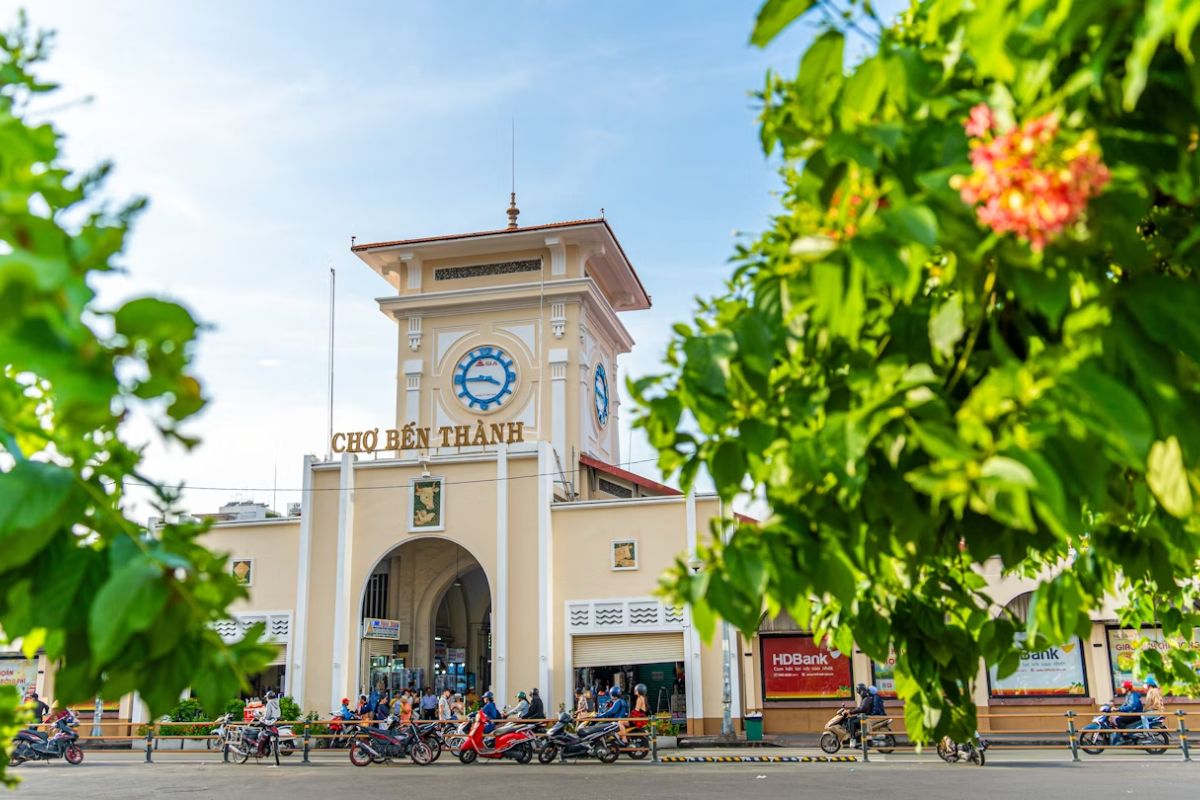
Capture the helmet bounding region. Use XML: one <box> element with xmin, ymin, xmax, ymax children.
<box><xmin>341</xmin><ymin>698</ymin><xmax>350</xmax><ymax>706</ymax></box>
<box><xmin>266</xmin><ymin>691</ymin><xmax>277</xmax><ymax>700</ymax></box>
<box><xmin>868</xmin><ymin>686</ymin><xmax>878</xmax><ymax>695</ymax></box>
<box><xmin>1146</xmin><ymin>677</ymin><xmax>1158</xmax><ymax>687</ymax></box>
<box><xmin>517</xmin><ymin>691</ymin><xmax>527</xmax><ymax>700</ymax></box>
<box><xmin>856</xmin><ymin>683</ymin><xmax>868</xmax><ymax>697</ymax></box>
<box><xmin>610</xmin><ymin>687</ymin><xmax>622</xmax><ymax>698</ymax></box>
<box><xmin>635</xmin><ymin>683</ymin><xmax>647</xmax><ymax>696</ymax></box>
<box><xmin>483</xmin><ymin>691</ymin><xmax>494</xmax><ymax>700</ymax></box>
<box><xmin>530</xmin><ymin>688</ymin><xmax>540</xmax><ymax>696</ymax></box>
<box><xmin>1122</xmin><ymin>680</ymin><xmax>1134</xmax><ymax>691</ymax></box>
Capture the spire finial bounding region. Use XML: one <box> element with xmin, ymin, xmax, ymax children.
<box><xmin>507</xmin><ymin>118</ymin><xmax>519</xmax><ymax>229</ymax></box>
<box><xmin>507</xmin><ymin>192</ymin><xmax>520</xmax><ymax>229</ymax></box>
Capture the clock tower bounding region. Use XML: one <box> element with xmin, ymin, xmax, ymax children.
<box><xmin>351</xmin><ymin>215</ymin><xmax>650</xmax><ymax>483</ymax></box>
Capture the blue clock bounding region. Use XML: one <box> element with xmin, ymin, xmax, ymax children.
<box><xmin>453</xmin><ymin>346</ymin><xmax>518</xmax><ymax>412</ymax></box>
<box><xmin>594</xmin><ymin>363</ymin><xmax>610</xmax><ymax>427</ymax></box>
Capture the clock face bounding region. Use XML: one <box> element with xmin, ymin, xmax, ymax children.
<box><xmin>453</xmin><ymin>346</ymin><xmax>518</xmax><ymax>412</ymax></box>
<box><xmin>594</xmin><ymin>363</ymin><xmax>610</xmax><ymax>427</ymax></box>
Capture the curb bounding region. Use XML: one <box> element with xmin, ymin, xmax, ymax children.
<box><xmin>659</xmin><ymin>755</ymin><xmax>858</xmax><ymax>763</ymax></box>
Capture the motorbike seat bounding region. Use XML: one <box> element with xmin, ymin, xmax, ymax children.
<box><xmin>16</xmin><ymin>730</ymin><xmax>46</xmax><ymax>743</ymax></box>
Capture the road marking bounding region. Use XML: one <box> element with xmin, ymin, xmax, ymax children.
<box><xmin>659</xmin><ymin>755</ymin><xmax>858</xmax><ymax>763</ymax></box>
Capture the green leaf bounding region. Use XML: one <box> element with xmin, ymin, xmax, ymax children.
<box><xmin>883</xmin><ymin>205</ymin><xmax>938</xmax><ymax>247</ymax></box>
<box><xmin>0</xmin><ymin>462</ymin><xmax>75</xmax><ymax>571</ymax></box>
<box><xmin>839</xmin><ymin>55</ymin><xmax>887</xmax><ymax>128</ymax></box>
<box><xmin>928</xmin><ymin>294</ymin><xmax>964</xmax><ymax>361</ymax></box>
<box><xmin>89</xmin><ymin>556</ymin><xmax>168</xmax><ymax>663</ymax></box>
<box><xmin>1147</xmin><ymin>437</ymin><xmax>1194</xmax><ymax>518</ymax></box>
<box><xmin>710</xmin><ymin>440</ymin><xmax>748</xmax><ymax>497</ymax></box>
<box><xmin>750</xmin><ymin>0</ymin><xmax>816</xmax><ymax>47</ymax></box>
<box><xmin>795</xmin><ymin>30</ymin><xmax>845</xmax><ymax>121</ymax></box>
<box><xmin>1061</xmin><ymin>364</ymin><xmax>1154</xmax><ymax>466</ymax></box>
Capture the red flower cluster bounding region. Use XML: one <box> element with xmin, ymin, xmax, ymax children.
<box><xmin>951</xmin><ymin>104</ymin><xmax>1110</xmax><ymax>251</ymax></box>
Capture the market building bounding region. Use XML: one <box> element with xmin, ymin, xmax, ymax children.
<box><xmin>9</xmin><ymin>212</ymin><xmax>1196</xmax><ymax>734</ymax></box>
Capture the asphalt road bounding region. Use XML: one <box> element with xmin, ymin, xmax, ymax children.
<box><xmin>8</xmin><ymin>751</ymin><xmax>1198</xmax><ymax>800</ymax></box>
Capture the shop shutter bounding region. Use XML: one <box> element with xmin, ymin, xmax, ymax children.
<box><xmin>365</xmin><ymin>639</ymin><xmax>393</xmax><ymax>660</ymax></box>
<box><xmin>572</xmin><ymin>632</ymin><xmax>684</xmax><ymax>667</ymax></box>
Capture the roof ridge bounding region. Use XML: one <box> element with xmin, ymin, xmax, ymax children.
<box><xmin>351</xmin><ymin>218</ymin><xmax>606</xmax><ymax>252</ymax></box>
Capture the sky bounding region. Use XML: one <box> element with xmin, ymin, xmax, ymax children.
<box><xmin>4</xmin><ymin>1</ymin><xmax>897</xmax><ymax>519</ymax></box>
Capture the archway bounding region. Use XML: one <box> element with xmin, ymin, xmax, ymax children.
<box><xmin>356</xmin><ymin>537</ymin><xmax>492</xmax><ymax>702</ymax></box>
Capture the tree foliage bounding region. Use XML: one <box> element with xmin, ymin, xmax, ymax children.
<box><xmin>0</xmin><ymin>15</ymin><xmax>270</xmax><ymax>781</ymax></box>
<box><xmin>635</xmin><ymin>0</ymin><xmax>1200</xmax><ymax>741</ymax></box>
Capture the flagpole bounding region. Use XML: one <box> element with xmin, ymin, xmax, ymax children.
<box><xmin>326</xmin><ymin>266</ymin><xmax>336</xmax><ymax>460</ymax></box>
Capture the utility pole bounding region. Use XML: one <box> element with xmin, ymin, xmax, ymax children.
<box><xmin>721</xmin><ymin>620</ymin><xmax>734</xmax><ymax>738</ymax></box>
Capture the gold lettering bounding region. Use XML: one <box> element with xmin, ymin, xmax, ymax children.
<box><xmin>506</xmin><ymin>421</ymin><xmax>525</xmax><ymax>444</ymax></box>
<box><xmin>401</xmin><ymin>423</ymin><xmax>416</xmax><ymax>450</ymax></box>
<box><xmin>331</xmin><ymin>432</ymin><xmax>347</xmax><ymax>453</ymax></box>
<box><xmin>362</xmin><ymin>428</ymin><xmax>379</xmax><ymax>453</ymax></box>
<box><xmin>453</xmin><ymin>425</ymin><xmax>471</xmax><ymax>447</ymax></box>
<box><xmin>472</xmin><ymin>420</ymin><xmax>489</xmax><ymax>446</ymax></box>
<box><xmin>386</xmin><ymin>428</ymin><xmax>400</xmax><ymax>451</ymax></box>
<box><xmin>438</xmin><ymin>426</ymin><xmax>454</xmax><ymax>447</ymax></box>
<box><xmin>346</xmin><ymin>431</ymin><xmax>363</xmax><ymax>452</ymax></box>
<box><xmin>490</xmin><ymin>423</ymin><xmax>506</xmax><ymax>445</ymax></box>
<box><xmin>416</xmin><ymin>427</ymin><xmax>430</xmax><ymax>449</ymax></box>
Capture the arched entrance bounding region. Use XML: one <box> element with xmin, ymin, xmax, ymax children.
<box><xmin>357</xmin><ymin>537</ymin><xmax>492</xmax><ymax>700</ymax></box>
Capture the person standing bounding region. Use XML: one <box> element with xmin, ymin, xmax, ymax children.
<box><xmin>420</xmin><ymin>687</ymin><xmax>438</xmax><ymax>720</ymax></box>
<box><xmin>438</xmin><ymin>688</ymin><xmax>454</xmax><ymax>721</ymax></box>
<box><xmin>25</xmin><ymin>692</ymin><xmax>50</xmax><ymax>730</ymax></box>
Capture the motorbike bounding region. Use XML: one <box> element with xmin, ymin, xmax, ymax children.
<box><xmin>1080</xmin><ymin>705</ymin><xmax>1169</xmax><ymax>755</ymax></box>
<box><xmin>324</xmin><ymin>712</ymin><xmax>360</xmax><ymax>749</ymax></box>
<box><xmin>228</xmin><ymin>721</ymin><xmax>280</xmax><ymax>765</ymax></box>
<box><xmin>9</xmin><ymin>710</ymin><xmax>83</xmax><ymax>767</ymax></box>
<box><xmin>207</xmin><ymin>713</ymin><xmax>233</xmax><ymax>750</ymax></box>
<box><xmin>936</xmin><ymin>734</ymin><xmax>988</xmax><ymax>766</ymax></box>
<box><xmin>415</xmin><ymin>720</ymin><xmax>452</xmax><ymax>763</ymax></box>
<box><xmin>537</xmin><ymin>712</ymin><xmax>619</xmax><ymax>764</ymax></box>
<box><xmin>819</xmin><ymin>706</ymin><xmax>897</xmax><ymax>754</ymax></box>
<box><xmin>457</xmin><ymin>711</ymin><xmax>535</xmax><ymax>764</ymax></box>
<box><xmin>348</xmin><ymin>716</ymin><xmax>434</xmax><ymax>767</ymax></box>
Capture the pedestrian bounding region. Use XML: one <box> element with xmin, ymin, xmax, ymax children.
<box><xmin>465</xmin><ymin>686</ymin><xmax>478</xmax><ymax>711</ymax></box>
<box><xmin>375</xmin><ymin>692</ymin><xmax>391</xmax><ymax>727</ymax></box>
<box><xmin>438</xmin><ymin>688</ymin><xmax>454</xmax><ymax>721</ymax></box>
<box><xmin>398</xmin><ymin>691</ymin><xmax>413</xmax><ymax>725</ymax></box>
<box><xmin>420</xmin><ymin>687</ymin><xmax>438</xmax><ymax>720</ymax></box>
<box><xmin>25</xmin><ymin>692</ymin><xmax>50</xmax><ymax>730</ymax></box>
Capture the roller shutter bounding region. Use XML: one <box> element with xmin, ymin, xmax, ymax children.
<box><xmin>365</xmin><ymin>639</ymin><xmax>394</xmax><ymax>660</ymax></box>
<box><xmin>572</xmin><ymin>632</ymin><xmax>684</xmax><ymax>667</ymax></box>
<box><xmin>267</xmin><ymin>644</ymin><xmax>288</xmax><ymax>666</ymax></box>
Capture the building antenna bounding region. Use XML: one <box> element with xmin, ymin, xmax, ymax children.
<box><xmin>326</xmin><ymin>266</ymin><xmax>336</xmax><ymax>459</ymax></box>
<box><xmin>506</xmin><ymin>117</ymin><xmax>520</xmax><ymax>229</ymax></box>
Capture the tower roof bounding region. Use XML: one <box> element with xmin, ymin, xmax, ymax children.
<box><xmin>351</xmin><ymin>218</ymin><xmax>651</xmax><ymax>311</ymax></box>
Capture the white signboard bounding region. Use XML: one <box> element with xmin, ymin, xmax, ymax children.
<box><xmin>363</xmin><ymin>618</ymin><xmax>401</xmax><ymax>640</ymax></box>
<box><xmin>0</xmin><ymin>658</ymin><xmax>38</xmax><ymax>698</ymax></box>
<box><xmin>988</xmin><ymin>635</ymin><xmax>1086</xmax><ymax>697</ymax></box>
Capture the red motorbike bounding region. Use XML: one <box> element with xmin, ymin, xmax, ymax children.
<box><xmin>457</xmin><ymin>711</ymin><xmax>535</xmax><ymax>764</ymax></box>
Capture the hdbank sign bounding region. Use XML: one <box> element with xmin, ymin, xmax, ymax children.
<box><xmin>761</xmin><ymin>634</ymin><xmax>853</xmax><ymax>700</ymax></box>
<box><xmin>987</xmin><ymin>634</ymin><xmax>1087</xmax><ymax>697</ymax></box>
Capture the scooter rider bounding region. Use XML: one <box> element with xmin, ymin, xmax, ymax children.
<box><xmin>496</xmin><ymin>691</ymin><xmax>530</xmax><ymax>734</ymax></box>
<box><xmin>846</xmin><ymin>684</ymin><xmax>873</xmax><ymax>746</ymax></box>
<box><xmin>479</xmin><ymin>691</ymin><xmax>501</xmax><ymax>733</ymax></box>
<box><xmin>522</xmin><ymin>688</ymin><xmax>545</xmax><ymax>721</ymax></box>
<box><xmin>261</xmin><ymin>690</ymin><xmax>281</xmax><ymax>725</ymax></box>
<box><xmin>592</xmin><ymin>686</ymin><xmax>630</xmax><ymax>743</ymax></box>
<box><xmin>1114</xmin><ymin>681</ymin><xmax>1143</xmax><ymax>734</ymax></box>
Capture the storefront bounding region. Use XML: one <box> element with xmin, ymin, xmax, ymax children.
<box><xmin>0</xmin><ymin>654</ymin><xmax>40</xmax><ymax>699</ymax></box>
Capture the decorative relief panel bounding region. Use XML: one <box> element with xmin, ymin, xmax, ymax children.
<box><xmin>565</xmin><ymin>599</ymin><xmax>688</xmax><ymax>632</ymax></box>
<box><xmin>434</xmin><ymin>259</ymin><xmax>542</xmax><ymax>281</ymax></box>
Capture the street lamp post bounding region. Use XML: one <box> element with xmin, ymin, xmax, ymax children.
<box><xmin>721</xmin><ymin>620</ymin><xmax>734</xmax><ymax>739</ymax></box>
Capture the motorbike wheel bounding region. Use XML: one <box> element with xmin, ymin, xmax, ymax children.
<box><xmin>627</xmin><ymin>744</ymin><xmax>649</xmax><ymax>760</ymax></box>
<box><xmin>818</xmin><ymin>732</ymin><xmax>842</xmax><ymax>755</ymax></box>
<box><xmin>233</xmin><ymin>746</ymin><xmax>251</xmax><ymax>765</ymax></box>
<box><xmin>1143</xmin><ymin>731</ymin><xmax>1170</xmax><ymax>755</ymax></box>
<box><xmin>968</xmin><ymin>746</ymin><xmax>985</xmax><ymax>767</ymax></box>
<box><xmin>512</xmin><ymin>741</ymin><xmax>533</xmax><ymax>764</ymax></box>
<box><xmin>458</xmin><ymin>748</ymin><xmax>478</xmax><ymax>764</ymax></box>
<box><xmin>8</xmin><ymin>755</ymin><xmax>22</xmax><ymax>767</ymax></box>
<box><xmin>272</xmin><ymin>739</ymin><xmax>280</xmax><ymax>767</ymax></box>
<box><xmin>65</xmin><ymin>745</ymin><xmax>84</xmax><ymax>765</ymax></box>
<box><xmin>538</xmin><ymin>744</ymin><xmax>559</xmax><ymax>764</ymax></box>
<box><xmin>935</xmin><ymin>738</ymin><xmax>957</xmax><ymax>763</ymax></box>
<box><xmin>875</xmin><ymin>734</ymin><xmax>896</xmax><ymax>755</ymax></box>
<box><xmin>1079</xmin><ymin>728</ymin><xmax>1105</xmax><ymax>756</ymax></box>
<box><xmin>596</xmin><ymin>741</ymin><xmax>619</xmax><ymax>764</ymax></box>
<box><xmin>410</xmin><ymin>741</ymin><xmax>435</xmax><ymax>766</ymax></box>
<box><xmin>279</xmin><ymin>741</ymin><xmax>295</xmax><ymax>757</ymax></box>
<box><xmin>349</xmin><ymin>743</ymin><xmax>373</xmax><ymax>767</ymax></box>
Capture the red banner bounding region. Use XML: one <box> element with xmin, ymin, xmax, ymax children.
<box><xmin>761</xmin><ymin>635</ymin><xmax>853</xmax><ymax>700</ymax></box>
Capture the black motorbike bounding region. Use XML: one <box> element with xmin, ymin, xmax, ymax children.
<box><xmin>228</xmin><ymin>722</ymin><xmax>280</xmax><ymax>765</ymax></box>
<box><xmin>537</xmin><ymin>712</ymin><xmax>620</xmax><ymax>764</ymax></box>
<box><xmin>9</xmin><ymin>711</ymin><xmax>83</xmax><ymax>767</ymax></box>
<box><xmin>348</xmin><ymin>716</ymin><xmax>434</xmax><ymax>766</ymax></box>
